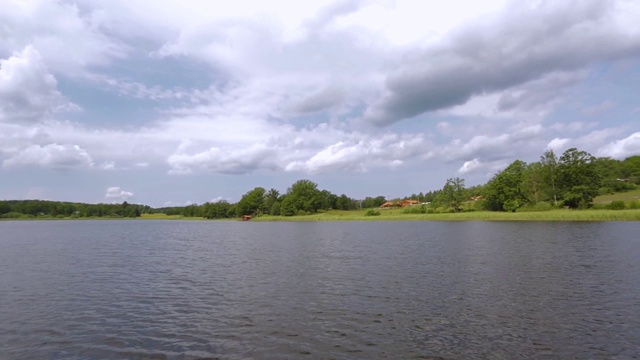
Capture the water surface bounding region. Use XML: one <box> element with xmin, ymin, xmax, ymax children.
<box><xmin>1</xmin><ymin>220</ymin><xmax>639</xmax><ymax>359</ymax></box>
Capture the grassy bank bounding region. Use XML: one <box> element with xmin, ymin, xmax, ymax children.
<box><xmin>252</xmin><ymin>208</ymin><xmax>640</xmax><ymax>221</ymax></box>
<box><xmin>3</xmin><ymin>209</ymin><xmax>639</xmax><ymax>222</ymax></box>
<box><xmin>139</xmin><ymin>213</ymin><xmax>205</xmax><ymax>220</ymax></box>
<box><xmin>1</xmin><ymin>214</ymin><xmax>206</xmax><ymax>221</ymax></box>
<box><xmin>593</xmin><ymin>188</ymin><xmax>640</xmax><ymax>204</ymax></box>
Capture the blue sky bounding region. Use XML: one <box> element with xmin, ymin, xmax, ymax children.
<box><xmin>1</xmin><ymin>0</ymin><xmax>639</xmax><ymax>207</ymax></box>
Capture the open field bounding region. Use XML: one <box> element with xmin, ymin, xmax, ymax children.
<box><xmin>140</xmin><ymin>213</ymin><xmax>205</xmax><ymax>220</ymax></box>
<box><xmin>252</xmin><ymin>208</ymin><xmax>640</xmax><ymax>222</ymax></box>
<box><xmin>593</xmin><ymin>189</ymin><xmax>640</xmax><ymax>204</ymax></box>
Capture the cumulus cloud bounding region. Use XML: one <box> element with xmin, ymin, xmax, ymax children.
<box><xmin>168</xmin><ymin>143</ymin><xmax>278</xmax><ymax>175</ymax></box>
<box><xmin>362</xmin><ymin>1</ymin><xmax>640</xmax><ymax>125</ymax></box>
<box><xmin>105</xmin><ymin>186</ymin><xmax>134</xmax><ymax>201</ymax></box>
<box><xmin>458</xmin><ymin>158</ymin><xmax>483</xmax><ymax>174</ymax></box>
<box><xmin>597</xmin><ymin>132</ymin><xmax>640</xmax><ymax>159</ymax></box>
<box><xmin>2</xmin><ymin>143</ymin><xmax>93</xmax><ymax>169</ymax></box>
<box><xmin>438</xmin><ymin>124</ymin><xmax>544</xmax><ymax>164</ymax></box>
<box><xmin>547</xmin><ymin>138</ymin><xmax>571</xmax><ymax>152</ymax></box>
<box><xmin>0</xmin><ymin>46</ymin><xmax>77</xmax><ymax>123</ymax></box>
<box><xmin>0</xmin><ymin>0</ymin><xmax>128</xmax><ymax>74</ymax></box>
<box><xmin>164</xmin><ymin>112</ymin><xmax>430</xmax><ymax>175</ymax></box>
<box><xmin>285</xmin><ymin>133</ymin><xmax>428</xmax><ymax>173</ymax></box>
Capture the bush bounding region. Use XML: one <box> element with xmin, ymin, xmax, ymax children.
<box><xmin>609</xmin><ymin>201</ymin><xmax>626</xmax><ymax>210</ymax></box>
<box><xmin>402</xmin><ymin>205</ymin><xmax>426</xmax><ymax>214</ymax></box>
<box><xmin>1</xmin><ymin>212</ymin><xmax>24</xmax><ymax>219</ymax></box>
<box><xmin>629</xmin><ymin>201</ymin><xmax>639</xmax><ymax>209</ymax></box>
<box><xmin>364</xmin><ymin>209</ymin><xmax>380</xmax><ymax>216</ymax></box>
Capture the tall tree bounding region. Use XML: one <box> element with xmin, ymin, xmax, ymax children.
<box><xmin>484</xmin><ymin>160</ymin><xmax>529</xmax><ymax>212</ymax></box>
<box><xmin>264</xmin><ymin>188</ymin><xmax>280</xmax><ymax>214</ymax></box>
<box><xmin>439</xmin><ymin>177</ymin><xmax>467</xmax><ymax>212</ymax></box>
<box><xmin>236</xmin><ymin>187</ymin><xmax>266</xmax><ymax>217</ymax></box>
<box><xmin>286</xmin><ymin>179</ymin><xmax>323</xmax><ymax>213</ymax></box>
<box><xmin>523</xmin><ymin>162</ymin><xmax>544</xmax><ymax>203</ymax></box>
<box><xmin>540</xmin><ymin>149</ymin><xmax>559</xmax><ymax>205</ymax></box>
<box><xmin>557</xmin><ymin>148</ymin><xmax>602</xmax><ymax>208</ymax></box>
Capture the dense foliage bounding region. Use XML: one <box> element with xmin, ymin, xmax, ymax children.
<box><xmin>0</xmin><ymin>200</ymin><xmax>149</xmax><ymax>218</ymax></box>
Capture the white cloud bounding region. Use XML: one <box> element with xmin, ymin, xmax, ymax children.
<box><xmin>458</xmin><ymin>159</ymin><xmax>483</xmax><ymax>174</ymax></box>
<box><xmin>285</xmin><ymin>133</ymin><xmax>427</xmax><ymax>173</ymax></box>
<box><xmin>597</xmin><ymin>132</ymin><xmax>640</xmax><ymax>159</ymax></box>
<box><xmin>0</xmin><ymin>0</ymin><xmax>128</xmax><ymax>75</ymax></box>
<box><xmin>439</xmin><ymin>124</ymin><xmax>544</xmax><ymax>164</ymax></box>
<box><xmin>362</xmin><ymin>1</ymin><xmax>640</xmax><ymax>125</ymax></box>
<box><xmin>547</xmin><ymin>138</ymin><xmax>571</xmax><ymax>152</ymax></box>
<box><xmin>105</xmin><ymin>186</ymin><xmax>134</xmax><ymax>200</ymax></box>
<box><xmin>2</xmin><ymin>143</ymin><xmax>93</xmax><ymax>169</ymax></box>
<box><xmin>0</xmin><ymin>46</ymin><xmax>78</xmax><ymax>123</ymax></box>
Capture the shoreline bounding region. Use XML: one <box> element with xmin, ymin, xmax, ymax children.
<box><xmin>3</xmin><ymin>209</ymin><xmax>640</xmax><ymax>222</ymax></box>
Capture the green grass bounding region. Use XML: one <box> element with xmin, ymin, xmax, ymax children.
<box><xmin>140</xmin><ymin>213</ymin><xmax>205</xmax><ymax>220</ymax></box>
<box><xmin>593</xmin><ymin>188</ymin><xmax>640</xmax><ymax>204</ymax></box>
<box><xmin>251</xmin><ymin>208</ymin><xmax>640</xmax><ymax>221</ymax></box>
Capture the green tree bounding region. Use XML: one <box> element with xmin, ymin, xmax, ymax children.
<box><xmin>286</xmin><ymin>179</ymin><xmax>323</xmax><ymax>213</ymax></box>
<box><xmin>484</xmin><ymin>160</ymin><xmax>529</xmax><ymax>211</ymax></box>
<box><xmin>0</xmin><ymin>201</ymin><xmax>11</xmax><ymax>215</ymax></box>
<box><xmin>270</xmin><ymin>201</ymin><xmax>281</xmax><ymax>216</ymax></box>
<box><xmin>523</xmin><ymin>161</ymin><xmax>544</xmax><ymax>203</ymax></box>
<box><xmin>439</xmin><ymin>177</ymin><xmax>467</xmax><ymax>212</ymax></box>
<box><xmin>236</xmin><ymin>187</ymin><xmax>266</xmax><ymax>217</ymax></box>
<box><xmin>621</xmin><ymin>155</ymin><xmax>640</xmax><ymax>183</ymax></box>
<box><xmin>280</xmin><ymin>196</ymin><xmax>297</xmax><ymax>216</ymax></box>
<box><xmin>540</xmin><ymin>150</ymin><xmax>559</xmax><ymax>205</ymax></box>
<box><xmin>264</xmin><ymin>188</ymin><xmax>280</xmax><ymax>214</ymax></box>
<box><xmin>557</xmin><ymin>148</ymin><xmax>602</xmax><ymax>208</ymax></box>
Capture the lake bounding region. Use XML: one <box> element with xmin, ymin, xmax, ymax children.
<box><xmin>1</xmin><ymin>220</ymin><xmax>639</xmax><ymax>359</ymax></box>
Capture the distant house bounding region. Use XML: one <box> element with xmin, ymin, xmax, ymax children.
<box><xmin>398</xmin><ymin>199</ymin><xmax>420</xmax><ymax>207</ymax></box>
<box><xmin>380</xmin><ymin>199</ymin><xmax>421</xmax><ymax>208</ymax></box>
<box><xmin>380</xmin><ymin>201</ymin><xmax>396</xmax><ymax>208</ymax></box>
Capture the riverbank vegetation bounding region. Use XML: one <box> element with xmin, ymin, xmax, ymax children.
<box><xmin>2</xmin><ymin>147</ymin><xmax>639</xmax><ymax>221</ymax></box>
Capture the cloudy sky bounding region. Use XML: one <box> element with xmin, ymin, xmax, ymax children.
<box><xmin>1</xmin><ymin>0</ymin><xmax>640</xmax><ymax>206</ymax></box>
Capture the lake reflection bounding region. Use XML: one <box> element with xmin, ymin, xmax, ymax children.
<box><xmin>1</xmin><ymin>220</ymin><xmax>639</xmax><ymax>359</ymax></box>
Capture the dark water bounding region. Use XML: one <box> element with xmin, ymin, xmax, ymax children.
<box><xmin>1</xmin><ymin>221</ymin><xmax>639</xmax><ymax>359</ymax></box>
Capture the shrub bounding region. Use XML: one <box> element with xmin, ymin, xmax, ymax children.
<box><xmin>364</xmin><ymin>209</ymin><xmax>380</xmax><ymax>216</ymax></box>
<box><xmin>609</xmin><ymin>201</ymin><xmax>626</xmax><ymax>210</ymax></box>
<box><xmin>402</xmin><ymin>205</ymin><xmax>426</xmax><ymax>214</ymax></box>
<box><xmin>629</xmin><ymin>201</ymin><xmax>640</xmax><ymax>209</ymax></box>
<box><xmin>1</xmin><ymin>212</ymin><xmax>24</xmax><ymax>219</ymax></box>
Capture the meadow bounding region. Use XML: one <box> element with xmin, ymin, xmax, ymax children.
<box><xmin>252</xmin><ymin>208</ymin><xmax>640</xmax><ymax>222</ymax></box>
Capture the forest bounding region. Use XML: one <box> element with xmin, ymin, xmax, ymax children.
<box><xmin>1</xmin><ymin>147</ymin><xmax>639</xmax><ymax>219</ymax></box>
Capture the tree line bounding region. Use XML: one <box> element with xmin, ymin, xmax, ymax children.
<box><xmin>2</xmin><ymin>147</ymin><xmax>638</xmax><ymax>219</ymax></box>
<box><xmin>156</xmin><ymin>180</ymin><xmax>388</xmax><ymax>219</ymax></box>
<box><xmin>433</xmin><ymin>149</ymin><xmax>640</xmax><ymax>212</ymax></box>
<box><xmin>0</xmin><ymin>200</ymin><xmax>150</xmax><ymax>219</ymax></box>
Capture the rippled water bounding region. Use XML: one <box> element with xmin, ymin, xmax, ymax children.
<box><xmin>1</xmin><ymin>220</ymin><xmax>639</xmax><ymax>359</ymax></box>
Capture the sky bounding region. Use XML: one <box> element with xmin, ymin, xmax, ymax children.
<box><xmin>1</xmin><ymin>0</ymin><xmax>640</xmax><ymax>207</ymax></box>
